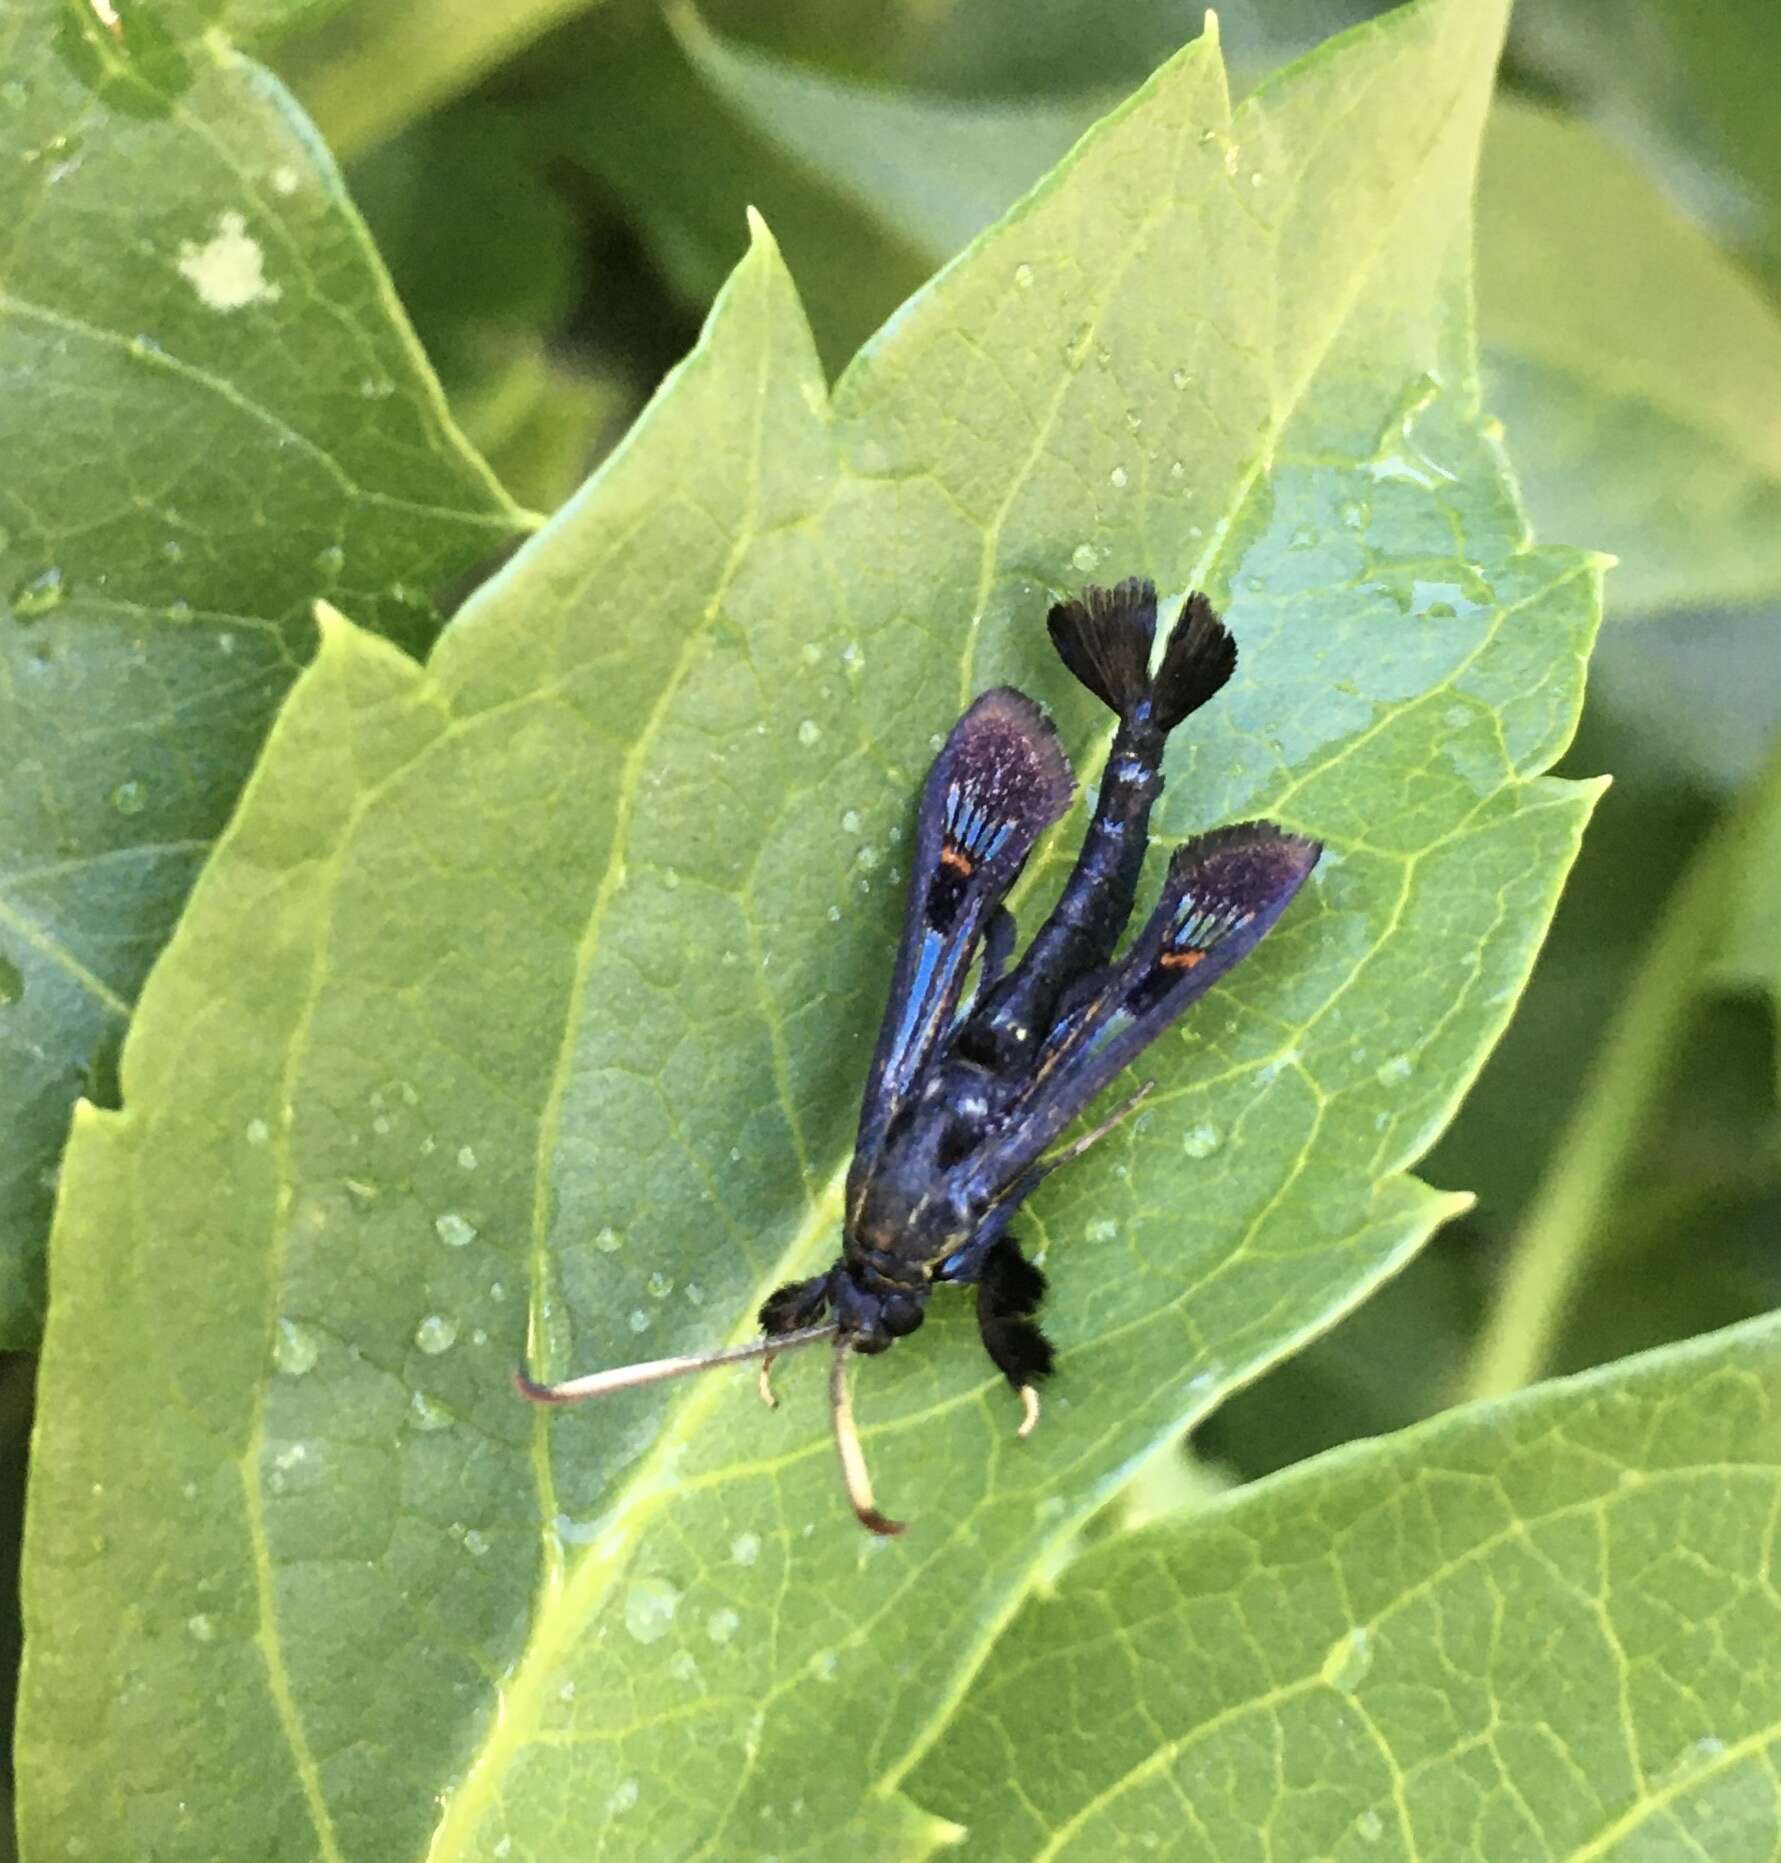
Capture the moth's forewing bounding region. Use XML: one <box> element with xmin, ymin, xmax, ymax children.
<box><xmin>974</xmin><ymin>821</ymin><xmax>1321</xmax><ymax>1184</ymax></box>
<box><xmin>849</xmin><ymin>688</ymin><xmax>1074</xmax><ymax>1194</ymax></box>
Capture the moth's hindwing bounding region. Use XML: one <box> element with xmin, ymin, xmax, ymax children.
<box><xmin>979</xmin><ymin>820</ymin><xmax>1321</xmax><ymax>1180</ymax></box>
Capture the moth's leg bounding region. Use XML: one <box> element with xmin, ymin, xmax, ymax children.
<box><xmin>755</xmin><ymin>1272</ymin><xmax>833</xmax><ymax>1408</ymax></box>
<box><xmin>966</xmin><ymin>904</ymin><xmax>1017</xmax><ymax>1014</ymax></box>
<box><xmin>1039</xmin><ymin>1080</ymin><xmax>1154</xmax><ymax>1174</ymax></box>
<box><xmin>973</xmin><ymin>1234</ymin><xmax>1054</xmax><ymax>1438</ymax></box>
<box><xmin>935</xmin><ymin>1205</ymin><xmax>1052</xmax><ymax>1435</ymax></box>
<box><xmin>962</xmin><ymin>584</ymin><xmax>1234</xmax><ymax>1077</ymax></box>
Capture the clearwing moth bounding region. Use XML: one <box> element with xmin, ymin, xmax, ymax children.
<box><xmin>518</xmin><ymin>579</ymin><xmax>1321</xmax><ymax>1534</ymax></box>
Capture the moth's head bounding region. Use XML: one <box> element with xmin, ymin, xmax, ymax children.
<box><xmin>834</xmin><ymin>1269</ymin><xmax>927</xmax><ymax>1355</ymax></box>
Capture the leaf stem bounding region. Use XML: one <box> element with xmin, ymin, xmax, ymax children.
<box><xmin>1463</xmin><ymin>756</ymin><xmax>1773</xmax><ymax>1403</ymax></box>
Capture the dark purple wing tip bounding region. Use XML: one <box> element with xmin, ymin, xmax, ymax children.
<box><xmin>946</xmin><ymin>686</ymin><xmax>1075</xmax><ymax>829</ymax></box>
<box><xmin>1171</xmin><ymin>821</ymin><xmax>1322</xmax><ymax>925</ymax></box>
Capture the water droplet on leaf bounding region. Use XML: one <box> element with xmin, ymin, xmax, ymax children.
<box><xmin>624</xmin><ymin>1576</ymin><xmax>681</xmax><ymax>1644</ymax></box>
<box><xmin>274</xmin><ymin>1318</ymin><xmax>319</xmax><ymax>1377</ymax></box>
<box><xmin>409</xmin><ymin>1390</ymin><xmax>451</xmax><ymax>1431</ymax></box>
<box><xmin>415</xmin><ymin>1314</ymin><xmax>458</xmax><ymax>1355</ymax></box>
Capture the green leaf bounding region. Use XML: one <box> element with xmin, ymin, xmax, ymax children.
<box><xmin>1584</xmin><ymin>607</ymin><xmax>1781</xmax><ymax>796</ymax></box>
<box><xmin>0</xmin><ymin>0</ymin><xmax>525</xmax><ymax>1344</ymax></box>
<box><xmin>1477</xmin><ymin>102</ymin><xmax>1781</xmax><ymax>617</ymax></box>
<box><xmin>913</xmin><ymin>1312</ymin><xmax>1781</xmax><ymax>1857</ymax></box>
<box><xmin>1465</xmin><ymin>732</ymin><xmax>1781</xmax><ymax>1402</ymax></box>
<box><xmin>1228</xmin><ymin>692</ymin><xmax>1781</xmax><ymax>1476</ymax></box>
<box><xmin>698</xmin><ymin>0</ymin><xmax>1192</xmax><ymax>96</ymax></box>
<box><xmin>525</xmin><ymin>2</ymin><xmax>934</xmax><ymax>378</ymax></box>
<box><xmin>671</xmin><ymin>2</ymin><xmax>1106</xmax><ymax>261</ymax></box>
<box><xmin>675</xmin><ymin>0</ymin><xmax>1396</xmax><ymax>269</ymax></box>
<box><xmin>1715</xmin><ymin>736</ymin><xmax>1781</xmax><ymax>1026</ymax></box>
<box><xmin>225</xmin><ymin>0</ymin><xmax>356</xmax><ymax>48</ymax></box>
<box><xmin>342</xmin><ymin>99</ymin><xmax>623</xmax><ymax>511</ymax></box>
<box><xmin>1510</xmin><ymin>0</ymin><xmax>1781</xmax><ymax>302</ymax></box>
<box><xmin>677</xmin><ymin>9</ymin><xmax>1781</xmax><ymax>630</ymax></box>
<box><xmin>19</xmin><ymin>2</ymin><xmax>1602</xmax><ymax>1854</ymax></box>
<box><xmin>1214</xmin><ymin>673</ymin><xmax>1776</xmax><ymax>1476</ymax></box>
<box><xmin>450</xmin><ymin>341</ymin><xmax>627</xmax><ymax>517</ymax></box>
<box><xmin>344</xmin><ymin>101</ymin><xmax>588</xmax><ymax>368</ymax></box>
<box><xmin>274</xmin><ymin>0</ymin><xmax>604</xmax><ymax>160</ymax></box>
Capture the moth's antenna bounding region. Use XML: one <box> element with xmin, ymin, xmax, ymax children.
<box><xmin>515</xmin><ymin>1322</ymin><xmax>838</xmax><ymax>1404</ymax></box>
<box><xmin>829</xmin><ymin>1342</ymin><xmax>906</xmax><ymax>1537</ymax></box>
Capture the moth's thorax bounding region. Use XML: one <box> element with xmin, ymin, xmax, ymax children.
<box><xmin>848</xmin><ymin>1073</ymin><xmax>997</xmax><ymax>1270</ymax></box>
<box><xmin>844</xmin><ymin>1182</ymin><xmax>966</xmax><ymax>1271</ymax></box>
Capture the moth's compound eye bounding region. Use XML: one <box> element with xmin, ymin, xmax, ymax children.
<box><xmin>880</xmin><ymin>1294</ymin><xmax>925</xmax><ymax>1338</ymax></box>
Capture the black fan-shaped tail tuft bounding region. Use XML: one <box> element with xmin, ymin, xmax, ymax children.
<box><xmin>1151</xmin><ymin>591</ymin><xmax>1237</xmax><ymax>732</ymax></box>
<box><xmin>1047</xmin><ymin>578</ymin><xmax>1159</xmax><ymax>718</ymax></box>
<box><xmin>1048</xmin><ymin>581</ymin><xmax>1236</xmax><ymax>732</ymax></box>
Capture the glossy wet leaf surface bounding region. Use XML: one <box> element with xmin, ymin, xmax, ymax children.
<box><xmin>19</xmin><ymin>3</ymin><xmax>1604</xmax><ymax>1856</ymax></box>
<box><xmin>0</xmin><ymin>0</ymin><xmax>524</xmax><ymax>1341</ymax></box>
